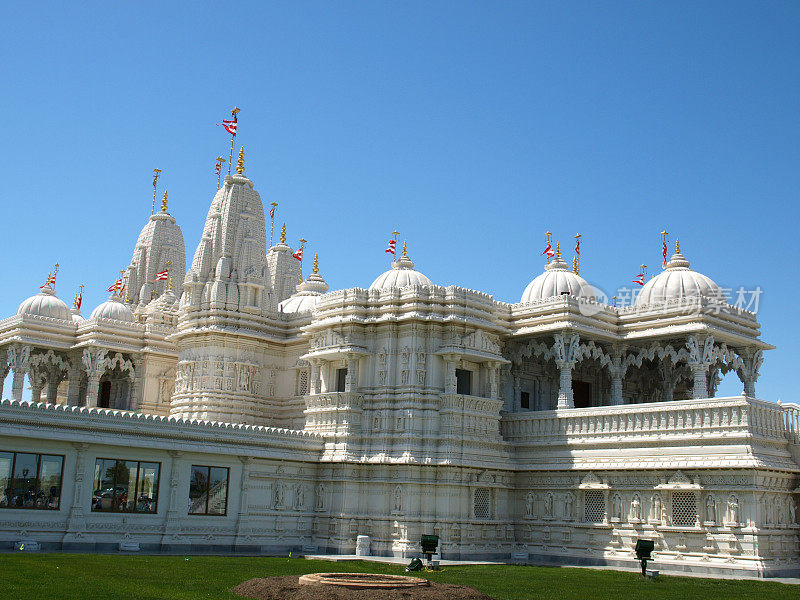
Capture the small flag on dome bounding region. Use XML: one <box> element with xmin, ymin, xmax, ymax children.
<box><xmin>632</xmin><ymin>272</ymin><xmax>645</xmax><ymax>286</ymax></box>
<box><xmin>385</xmin><ymin>239</ymin><xmax>397</xmax><ymax>255</ymax></box>
<box><xmin>541</xmin><ymin>241</ymin><xmax>555</xmax><ymax>258</ymax></box>
<box><xmin>662</xmin><ymin>241</ymin><xmax>668</xmax><ymax>267</ymax></box>
<box><xmin>270</xmin><ymin>206</ymin><xmax>276</xmax><ymax>219</ymax></box>
<box><xmin>218</xmin><ymin>117</ymin><xmax>237</xmax><ymax>137</ymax></box>
<box><xmin>107</xmin><ymin>279</ymin><xmax>122</xmax><ymax>293</ymax></box>
<box><xmin>292</xmin><ymin>247</ymin><xmax>303</xmax><ymax>261</ymax></box>
<box><xmin>39</xmin><ymin>273</ymin><xmax>56</xmax><ymax>289</ymax></box>
<box><xmin>76</xmin><ymin>292</ymin><xmax>82</xmax><ymax>310</ymax></box>
<box><xmin>154</xmin><ymin>270</ymin><xmax>169</xmax><ymax>281</ymax></box>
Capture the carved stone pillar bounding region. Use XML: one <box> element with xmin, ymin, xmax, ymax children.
<box><xmin>659</xmin><ymin>360</ymin><xmax>678</xmax><ymax>403</ymax></box>
<box><xmin>345</xmin><ymin>356</ymin><xmax>357</xmax><ymax>392</ymax></box>
<box><xmin>488</xmin><ymin>362</ymin><xmax>499</xmax><ymax>401</ymax></box>
<box><xmin>162</xmin><ymin>450</ymin><xmax>183</xmax><ymax>547</ymax></box>
<box><xmin>66</xmin><ymin>360</ymin><xmax>83</xmax><ymax>406</ymax></box>
<box><xmin>444</xmin><ymin>358</ymin><xmax>457</xmax><ymax>394</ymax></box>
<box><xmin>512</xmin><ymin>371</ymin><xmax>522</xmax><ymax>412</ymax></box>
<box><xmin>63</xmin><ymin>443</ymin><xmax>90</xmax><ymax>547</ymax></box>
<box><xmin>81</xmin><ymin>348</ymin><xmax>107</xmax><ymax>408</ymax></box>
<box><xmin>686</xmin><ymin>335</ymin><xmax>715</xmax><ymax>400</ymax></box>
<box><xmin>30</xmin><ymin>367</ymin><xmax>44</xmax><ymax>403</ymax></box>
<box><xmin>8</xmin><ymin>344</ymin><xmax>31</xmax><ymax>402</ymax></box>
<box><xmin>46</xmin><ymin>371</ymin><xmax>60</xmax><ymax>404</ymax></box>
<box><xmin>0</xmin><ymin>347</ymin><xmax>8</xmax><ymax>400</ymax></box>
<box><xmin>310</xmin><ymin>361</ymin><xmax>321</xmax><ymax>395</ymax></box>
<box><xmin>554</xmin><ymin>334</ymin><xmax>580</xmax><ymax>409</ymax></box>
<box><xmin>234</xmin><ymin>456</ymin><xmax>252</xmax><ymax>548</ymax></box>
<box><xmin>737</xmin><ymin>348</ymin><xmax>763</xmax><ymax>398</ymax></box>
<box><xmin>609</xmin><ymin>374</ymin><xmax>624</xmax><ymax>405</ymax></box>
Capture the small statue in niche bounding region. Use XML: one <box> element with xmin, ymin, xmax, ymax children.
<box><xmin>315</xmin><ymin>484</ymin><xmax>325</xmax><ymax>510</ymax></box>
<box><xmin>525</xmin><ymin>492</ymin><xmax>535</xmax><ymax>518</ymax></box>
<box><xmin>612</xmin><ymin>495</ymin><xmax>623</xmax><ymax>520</ymax></box>
<box><xmin>651</xmin><ymin>494</ymin><xmax>662</xmax><ymax>521</ymax></box>
<box><xmin>630</xmin><ymin>494</ymin><xmax>641</xmax><ymax>521</ymax></box>
<box><xmin>564</xmin><ymin>493</ymin><xmax>574</xmax><ymax>520</ymax></box>
<box><xmin>393</xmin><ymin>486</ymin><xmax>403</xmax><ymax>513</ymax></box>
<box><xmin>705</xmin><ymin>495</ymin><xmax>716</xmax><ymax>524</ymax></box>
<box><xmin>726</xmin><ymin>495</ymin><xmax>739</xmax><ymax>525</ymax></box>
<box><xmin>544</xmin><ymin>493</ymin><xmax>554</xmax><ymax>518</ymax></box>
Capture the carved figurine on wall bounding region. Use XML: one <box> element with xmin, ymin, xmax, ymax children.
<box><xmin>544</xmin><ymin>492</ymin><xmax>554</xmax><ymax>518</ymax></box>
<box><xmin>315</xmin><ymin>484</ymin><xmax>325</xmax><ymax>511</ymax></box>
<box><xmin>564</xmin><ymin>493</ymin><xmax>574</xmax><ymax>521</ymax></box>
<box><xmin>705</xmin><ymin>495</ymin><xmax>716</xmax><ymax>524</ymax></box>
<box><xmin>630</xmin><ymin>494</ymin><xmax>641</xmax><ymax>521</ymax></box>
<box><xmin>525</xmin><ymin>492</ymin><xmax>535</xmax><ymax>518</ymax></box>
<box><xmin>611</xmin><ymin>494</ymin><xmax>623</xmax><ymax>521</ymax></box>
<box><xmin>650</xmin><ymin>494</ymin><xmax>663</xmax><ymax>522</ymax></box>
<box><xmin>726</xmin><ymin>495</ymin><xmax>739</xmax><ymax>526</ymax></box>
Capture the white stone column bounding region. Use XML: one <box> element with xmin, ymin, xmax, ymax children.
<box><xmin>690</xmin><ymin>364</ymin><xmax>708</xmax><ymax>399</ymax></box>
<box><xmin>161</xmin><ymin>450</ymin><xmax>184</xmax><ymax>547</ymax></box>
<box><xmin>130</xmin><ymin>357</ymin><xmax>144</xmax><ymax>411</ymax></box>
<box><xmin>686</xmin><ymin>335</ymin><xmax>714</xmax><ymax>400</ymax></box>
<box><xmin>8</xmin><ymin>344</ymin><xmax>31</xmax><ymax>402</ymax></box>
<box><xmin>556</xmin><ymin>362</ymin><xmax>575</xmax><ymax>409</ymax></box>
<box><xmin>609</xmin><ymin>374</ymin><xmax>624</xmax><ymax>405</ymax></box>
<box><xmin>345</xmin><ymin>356</ymin><xmax>358</xmax><ymax>393</ymax></box>
<box><xmin>81</xmin><ymin>348</ymin><xmax>107</xmax><ymax>408</ymax></box>
<box><xmin>0</xmin><ymin>347</ymin><xmax>8</xmax><ymax>400</ymax></box>
<box><xmin>30</xmin><ymin>368</ymin><xmax>44</xmax><ymax>403</ymax></box>
<box><xmin>234</xmin><ymin>456</ymin><xmax>252</xmax><ymax>548</ymax></box>
<box><xmin>63</xmin><ymin>443</ymin><xmax>90</xmax><ymax>546</ymax></box>
<box><xmin>46</xmin><ymin>371</ymin><xmax>60</xmax><ymax>404</ymax></box>
<box><xmin>444</xmin><ymin>358</ymin><xmax>457</xmax><ymax>394</ymax></box>
<box><xmin>310</xmin><ymin>361</ymin><xmax>321</xmax><ymax>395</ymax></box>
<box><xmin>86</xmin><ymin>376</ymin><xmax>101</xmax><ymax>408</ymax></box>
<box><xmin>66</xmin><ymin>360</ymin><xmax>82</xmax><ymax>406</ymax></box>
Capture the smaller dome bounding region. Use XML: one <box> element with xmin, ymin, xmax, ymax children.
<box><xmin>71</xmin><ymin>306</ymin><xmax>87</xmax><ymax>324</ymax></box>
<box><xmin>146</xmin><ymin>288</ymin><xmax>180</xmax><ymax>315</ymax></box>
<box><xmin>279</xmin><ymin>269</ymin><xmax>329</xmax><ymax>314</ymax></box>
<box><xmin>369</xmin><ymin>248</ymin><xmax>433</xmax><ymax>291</ymax></box>
<box><xmin>90</xmin><ymin>295</ymin><xmax>136</xmax><ymax>322</ymax></box>
<box><xmin>17</xmin><ymin>284</ymin><xmax>72</xmax><ymax>321</ymax></box>
<box><xmin>635</xmin><ymin>247</ymin><xmax>723</xmax><ymax>307</ymax></box>
<box><xmin>521</xmin><ymin>254</ymin><xmax>597</xmax><ymax>303</ymax></box>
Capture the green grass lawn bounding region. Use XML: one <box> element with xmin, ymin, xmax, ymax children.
<box><xmin>0</xmin><ymin>554</ymin><xmax>795</xmax><ymax>600</ymax></box>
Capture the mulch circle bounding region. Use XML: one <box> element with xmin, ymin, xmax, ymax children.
<box><xmin>233</xmin><ymin>575</ymin><xmax>497</xmax><ymax>600</ymax></box>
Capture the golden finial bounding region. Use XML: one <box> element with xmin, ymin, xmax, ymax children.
<box><xmin>231</xmin><ymin>106</ymin><xmax>240</xmax><ymax>117</ymax></box>
<box><xmin>556</xmin><ymin>242</ymin><xmax>561</xmax><ymax>259</ymax></box>
<box><xmin>236</xmin><ymin>146</ymin><xmax>245</xmax><ymax>175</ymax></box>
<box><xmin>313</xmin><ymin>253</ymin><xmax>319</xmax><ymax>274</ymax></box>
<box><xmin>125</xmin><ymin>290</ymin><xmax>130</xmax><ymax>303</ymax></box>
<box><xmin>280</xmin><ymin>223</ymin><xmax>287</xmax><ymax>244</ymax></box>
<box><xmin>168</xmin><ymin>275</ymin><xmax>173</xmax><ymax>291</ymax></box>
<box><xmin>161</xmin><ymin>190</ymin><xmax>168</xmax><ymax>212</ymax></box>
<box><xmin>676</xmin><ymin>238</ymin><xmax>680</xmax><ymax>253</ymax></box>
<box><xmin>572</xmin><ymin>256</ymin><xmax>578</xmax><ymax>274</ymax></box>
<box><xmin>545</xmin><ymin>230</ymin><xmax>552</xmax><ymax>242</ymax></box>
<box><xmin>402</xmin><ymin>240</ymin><xmax>408</xmax><ymax>257</ymax></box>
<box><xmin>74</xmin><ymin>293</ymin><xmax>79</xmax><ymax>308</ymax></box>
<box><xmin>612</xmin><ymin>296</ymin><xmax>617</xmax><ymax>307</ymax></box>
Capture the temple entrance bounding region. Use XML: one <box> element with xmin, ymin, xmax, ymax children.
<box><xmin>572</xmin><ymin>380</ymin><xmax>591</xmax><ymax>408</ymax></box>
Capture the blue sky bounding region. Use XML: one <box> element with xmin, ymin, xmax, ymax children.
<box><xmin>1</xmin><ymin>2</ymin><xmax>798</xmax><ymax>401</ymax></box>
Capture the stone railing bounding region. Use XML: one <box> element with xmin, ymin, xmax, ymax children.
<box><xmin>780</xmin><ymin>402</ymin><xmax>800</xmax><ymax>445</ymax></box>
<box><xmin>439</xmin><ymin>393</ymin><xmax>504</xmax><ymax>440</ymax></box>
<box><xmin>303</xmin><ymin>392</ymin><xmax>364</xmax><ymax>436</ymax></box>
<box><xmin>500</xmin><ymin>396</ymin><xmax>791</xmax><ymax>446</ymax></box>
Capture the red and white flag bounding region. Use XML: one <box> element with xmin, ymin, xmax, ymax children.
<box><xmin>385</xmin><ymin>239</ymin><xmax>397</xmax><ymax>255</ymax></box>
<box><xmin>269</xmin><ymin>206</ymin><xmax>275</xmax><ymax>219</ymax></box>
<box><xmin>107</xmin><ymin>279</ymin><xmax>122</xmax><ymax>293</ymax></box>
<box><xmin>218</xmin><ymin>117</ymin><xmax>237</xmax><ymax>137</ymax></box>
<box><xmin>292</xmin><ymin>247</ymin><xmax>303</xmax><ymax>261</ymax></box>
<box><xmin>215</xmin><ymin>162</ymin><xmax>221</xmax><ymax>175</ymax></box>
<box><xmin>575</xmin><ymin>238</ymin><xmax>581</xmax><ymax>256</ymax></box>
<box><xmin>662</xmin><ymin>241</ymin><xmax>668</xmax><ymax>267</ymax></box>
<box><xmin>76</xmin><ymin>292</ymin><xmax>82</xmax><ymax>310</ymax></box>
<box><xmin>632</xmin><ymin>273</ymin><xmax>645</xmax><ymax>286</ymax></box>
<box><xmin>154</xmin><ymin>270</ymin><xmax>169</xmax><ymax>281</ymax></box>
<box><xmin>541</xmin><ymin>241</ymin><xmax>555</xmax><ymax>258</ymax></box>
<box><xmin>40</xmin><ymin>273</ymin><xmax>56</xmax><ymax>289</ymax></box>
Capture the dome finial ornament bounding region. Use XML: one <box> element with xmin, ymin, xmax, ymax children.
<box><xmin>572</xmin><ymin>257</ymin><xmax>578</xmax><ymax>274</ymax></box>
<box><xmin>313</xmin><ymin>253</ymin><xmax>319</xmax><ymax>275</ymax></box>
<box><xmin>402</xmin><ymin>240</ymin><xmax>408</xmax><ymax>257</ymax></box>
<box><xmin>676</xmin><ymin>238</ymin><xmax>681</xmax><ymax>254</ymax></box>
<box><xmin>280</xmin><ymin>223</ymin><xmax>287</xmax><ymax>244</ymax></box>
<box><xmin>556</xmin><ymin>242</ymin><xmax>561</xmax><ymax>259</ymax></box>
<box><xmin>236</xmin><ymin>146</ymin><xmax>245</xmax><ymax>175</ymax></box>
<box><xmin>161</xmin><ymin>190</ymin><xmax>168</xmax><ymax>212</ymax></box>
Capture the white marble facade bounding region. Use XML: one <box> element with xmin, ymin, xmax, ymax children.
<box><xmin>0</xmin><ymin>159</ymin><xmax>798</xmax><ymax>577</ymax></box>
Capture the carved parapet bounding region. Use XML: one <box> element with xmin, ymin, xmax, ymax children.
<box><xmin>303</xmin><ymin>392</ymin><xmax>364</xmax><ymax>437</ymax></box>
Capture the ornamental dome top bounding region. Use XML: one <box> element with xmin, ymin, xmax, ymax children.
<box><xmin>70</xmin><ymin>306</ymin><xmax>86</xmax><ymax>324</ymax></box>
<box><xmin>16</xmin><ymin>284</ymin><xmax>72</xmax><ymax>321</ymax></box>
<box><xmin>520</xmin><ymin>253</ymin><xmax>596</xmax><ymax>303</ymax></box>
<box><xmin>146</xmin><ymin>288</ymin><xmax>180</xmax><ymax>316</ymax></box>
<box><xmin>369</xmin><ymin>244</ymin><xmax>433</xmax><ymax>290</ymax></box>
<box><xmin>279</xmin><ymin>257</ymin><xmax>330</xmax><ymax>313</ymax></box>
<box><xmin>635</xmin><ymin>246</ymin><xmax>723</xmax><ymax>307</ymax></box>
<box><xmin>90</xmin><ymin>295</ymin><xmax>136</xmax><ymax>322</ymax></box>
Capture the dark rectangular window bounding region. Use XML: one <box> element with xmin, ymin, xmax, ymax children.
<box><xmin>520</xmin><ymin>391</ymin><xmax>530</xmax><ymax>409</ymax></box>
<box><xmin>92</xmin><ymin>458</ymin><xmax>159</xmax><ymax>513</ymax></box>
<box><xmin>336</xmin><ymin>368</ymin><xmax>348</xmax><ymax>392</ymax></box>
<box><xmin>456</xmin><ymin>369</ymin><xmax>472</xmax><ymax>395</ymax></box>
<box><xmin>0</xmin><ymin>451</ymin><xmax>64</xmax><ymax>510</ymax></box>
<box><xmin>189</xmin><ymin>465</ymin><xmax>229</xmax><ymax>515</ymax></box>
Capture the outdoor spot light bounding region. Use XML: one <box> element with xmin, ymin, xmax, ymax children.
<box><xmin>421</xmin><ymin>534</ymin><xmax>440</xmax><ymax>568</ymax></box>
<box><xmin>635</xmin><ymin>538</ymin><xmax>655</xmax><ymax>577</ymax></box>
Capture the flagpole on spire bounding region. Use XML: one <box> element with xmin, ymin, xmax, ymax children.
<box><xmin>386</xmin><ymin>230</ymin><xmax>399</xmax><ymax>263</ymax></box>
<box><xmin>574</xmin><ymin>233</ymin><xmax>581</xmax><ymax>275</ymax></box>
<box><xmin>215</xmin><ymin>157</ymin><xmax>226</xmax><ymax>190</ymax></box>
<box><xmin>660</xmin><ymin>230</ymin><xmax>669</xmax><ymax>269</ymax></box>
<box><xmin>151</xmin><ymin>169</ymin><xmax>161</xmax><ymax>215</ymax></box>
<box><xmin>299</xmin><ymin>238</ymin><xmax>307</xmax><ymax>277</ymax></box>
<box><xmin>544</xmin><ymin>231</ymin><xmax>553</xmax><ymax>264</ymax></box>
<box><xmin>269</xmin><ymin>202</ymin><xmax>278</xmax><ymax>247</ymax></box>
<box><xmin>228</xmin><ymin>107</ymin><xmax>240</xmax><ymax>175</ymax></box>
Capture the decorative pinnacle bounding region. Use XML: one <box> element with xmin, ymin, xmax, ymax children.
<box><xmin>313</xmin><ymin>254</ymin><xmax>319</xmax><ymax>274</ymax></box>
<box><xmin>231</xmin><ymin>106</ymin><xmax>240</xmax><ymax>117</ymax></box>
<box><xmin>572</xmin><ymin>257</ymin><xmax>578</xmax><ymax>274</ymax></box>
<box><xmin>74</xmin><ymin>293</ymin><xmax>79</xmax><ymax>308</ymax></box>
<box><xmin>280</xmin><ymin>223</ymin><xmax>286</xmax><ymax>244</ymax></box>
<box><xmin>676</xmin><ymin>238</ymin><xmax>680</xmax><ymax>253</ymax></box>
<box><xmin>236</xmin><ymin>146</ymin><xmax>245</xmax><ymax>174</ymax></box>
<box><xmin>161</xmin><ymin>190</ymin><xmax>168</xmax><ymax>212</ymax></box>
<box><xmin>402</xmin><ymin>240</ymin><xmax>408</xmax><ymax>257</ymax></box>
<box><xmin>556</xmin><ymin>242</ymin><xmax>561</xmax><ymax>258</ymax></box>
<box><xmin>168</xmin><ymin>275</ymin><xmax>173</xmax><ymax>291</ymax></box>
<box><xmin>545</xmin><ymin>230</ymin><xmax>552</xmax><ymax>241</ymax></box>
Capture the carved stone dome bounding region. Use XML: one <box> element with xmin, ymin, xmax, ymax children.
<box><xmin>90</xmin><ymin>295</ymin><xmax>136</xmax><ymax>322</ymax></box>
<box><xmin>279</xmin><ymin>271</ymin><xmax>329</xmax><ymax>313</ymax></box>
<box><xmin>635</xmin><ymin>248</ymin><xmax>722</xmax><ymax>307</ymax></box>
<box><xmin>16</xmin><ymin>284</ymin><xmax>71</xmax><ymax>321</ymax></box>
<box><xmin>521</xmin><ymin>255</ymin><xmax>596</xmax><ymax>303</ymax></box>
<box><xmin>369</xmin><ymin>252</ymin><xmax>433</xmax><ymax>290</ymax></box>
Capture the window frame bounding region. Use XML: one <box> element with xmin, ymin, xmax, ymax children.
<box><xmin>0</xmin><ymin>450</ymin><xmax>65</xmax><ymax>511</ymax></box>
<box><xmin>188</xmin><ymin>464</ymin><xmax>230</xmax><ymax>516</ymax></box>
<box><xmin>455</xmin><ymin>368</ymin><xmax>472</xmax><ymax>395</ymax></box>
<box><xmin>335</xmin><ymin>367</ymin><xmax>348</xmax><ymax>393</ymax></box>
<box><xmin>91</xmin><ymin>457</ymin><xmax>160</xmax><ymax>514</ymax></box>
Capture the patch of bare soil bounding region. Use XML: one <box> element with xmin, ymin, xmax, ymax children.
<box><xmin>233</xmin><ymin>575</ymin><xmax>497</xmax><ymax>600</ymax></box>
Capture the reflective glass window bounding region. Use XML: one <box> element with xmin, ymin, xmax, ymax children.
<box><xmin>92</xmin><ymin>458</ymin><xmax>160</xmax><ymax>513</ymax></box>
<box><xmin>189</xmin><ymin>465</ymin><xmax>229</xmax><ymax>516</ymax></box>
<box><xmin>0</xmin><ymin>451</ymin><xmax>63</xmax><ymax>510</ymax></box>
